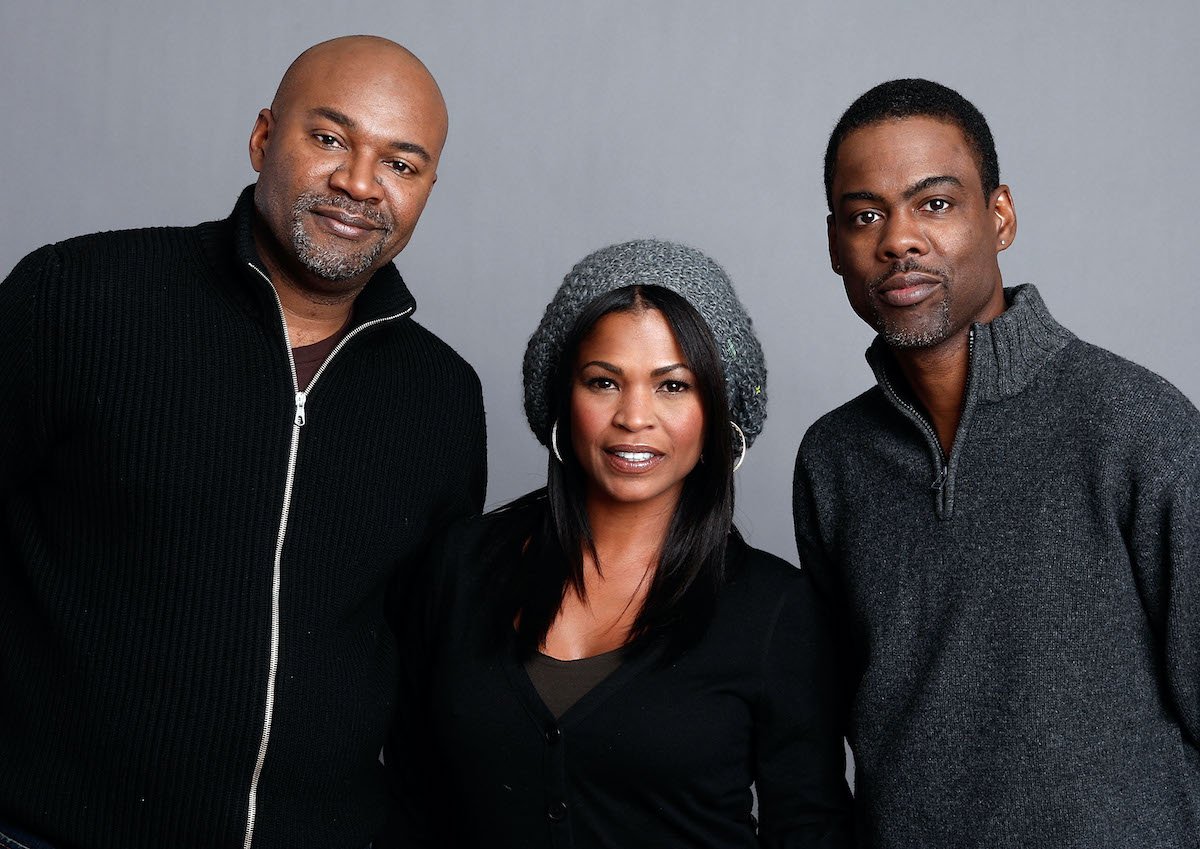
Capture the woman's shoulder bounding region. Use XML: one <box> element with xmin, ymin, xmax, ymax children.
<box><xmin>428</xmin><ymin>513</ymin><xmax>493</xmax><ymax>566</ymax></box>
<box><xmin>418</xmin><ymin>497</ymin><xmax>542</xmax><ymax>626</ymax></box>
<box><xmin>718</xmin><ymin>536</ymin><xmax>827</xmax><ymax>629</ymax></box>
<box><xmin>705</xmin><ymin>538</ymin><xmax>836</xmax><ymax>666</ymax></box>
<box><xmin>725</xmin><ymin>535</ymin><xmax>805</xmax><ymax>593</ymax></box>
<box><xmin>436</xmin><ymin>491</ymin><xmax>545</xmax><ymax>554</ymax></box>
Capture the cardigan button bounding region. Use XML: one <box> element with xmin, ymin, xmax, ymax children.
<box><xmin>547</xmin><ymin>800</ymin><xmax>568</xmax><ymax>822</ymax></box>
<box><xmin>545</xmin><ymin>726</ymin><xmax>561</xmax><ymax>744</ymax></box>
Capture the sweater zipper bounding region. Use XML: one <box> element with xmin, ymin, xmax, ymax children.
<box><xmin>877</xmin><ymin>367</ymin><xmax>948</xmax><ymax>496</ymax></box>
<box><xmin>876</xmin><ymin>327</ymin><xmax>976</xmax><ymax>519</ymax></box>
<box><xmin>240</xmin><ymin>261</ymin><xmax>412</xmax><ymax>849</ymax></box>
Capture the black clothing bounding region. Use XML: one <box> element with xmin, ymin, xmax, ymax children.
<box><xmin>390</xmin><ymin>508</ymin><xmax>853</xmax><ymax>849</ymax></box>
<box><xmin>525</xmin><ymin>649</ymin><xmax>623</xmax><ymax>718</ymax></box>
<box><xmin>0</xmin><ymin>188</ymin><xmax>486</xmax><ymax>849</ymax></box>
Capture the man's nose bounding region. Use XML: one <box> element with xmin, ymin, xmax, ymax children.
<box><xmin>878</xmin><ymin>210</ymin><xmax>929</xmax><ymax>260</ymax></box>
<box><xmin>329</xmin><ymin>153</ymin><xmax>384</xmax><ymax>203</ymax></box>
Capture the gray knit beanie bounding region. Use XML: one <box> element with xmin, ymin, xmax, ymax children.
<box><xmin>523</xmin><ymin>239</ymin><xmax>768</xmax><ymax>448</ymax></box>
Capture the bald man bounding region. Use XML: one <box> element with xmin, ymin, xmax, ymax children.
<box><xmin>0</xmin><ymin>36</ymin><xmax>485</xmax><ymax>849</ymax></box>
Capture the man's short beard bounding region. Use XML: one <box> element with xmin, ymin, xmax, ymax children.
<box><xmin>875</xmin><ymin>295</ymin><xmax>952</xmax><ymax>348</ymax></box>
<box><xmin>290</xmin><ymin>192</ymin><xmax>390</xmax><ymax>281</ymax></box>
<box><xmin>866</xmin><ymin>260</ymin><xmax>952</xmax><ymax>349</ymax></box>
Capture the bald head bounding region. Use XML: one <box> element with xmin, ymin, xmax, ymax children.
<box><xmin>271</xmin><ymin>36</ymin><xmax>448</xmax><ymax>149</ymax></box>
<box><xmin>248</xmin><ymin>35</ymin><xmax>450</xmax><ymax>298</ymax></box>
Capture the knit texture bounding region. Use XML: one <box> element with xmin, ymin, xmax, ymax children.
<box><xmin>0</xmin><ymin>188</ymin><xmax>487</xmax><ymax>849</ymax></box>
<box><xmin>523</xmin><ymin>240</ymin><xmax>767</xmax><ymax>446</ymax></box>
<box><xmin>793</xmin><ymin>285</ymin><xmax>1200</xmax><ymax>848</ymax></box>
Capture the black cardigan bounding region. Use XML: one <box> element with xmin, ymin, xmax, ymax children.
<box><xmin>0</xmin><ymin>188</ymin><xmax>486</xmax><ymax>849</ymax></box>
<box><xmin>387</xmin><ymin>509</ymin><xmax>853</xmax><ymax>848</ymax></box>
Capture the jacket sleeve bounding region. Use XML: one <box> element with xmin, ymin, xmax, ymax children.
<box><xmin>1130</xmin><ymin>435</ymin><xmax>1200</xmax><ymax>748</ymax></box>
<box><xmin>754</xmin><ymin>577</ymin><xmax>854</xmax><ymax>849</ymax></box>
<box><xmin>443</xmin><ymin>371</ymin><xmax>487</xmax><ymax>520</ymax></box>
<box><xmin>0</xmin><ymin>245</ymin><xmax>53</xmax><ymax>496</ymax></box>
<box><xmin>459</xmin><ymin>378</ymin><xmax>487</xmax><ymax>515</ymax></box>
<box><xmin>377</xmin><ymin>523</ymin><xmax>461</xmax><ymax>849</ymax></box>
<box><xmin>377</xmin><ymin>359</ymin><xmax>483</xmax><ymax>848</ymax></box>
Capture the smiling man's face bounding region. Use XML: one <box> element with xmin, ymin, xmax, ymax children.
<box><xmin>249</xmin><ymin>37</ymin><xmax>447</xmax><ymax>298</ymax></box>
<box><xmin>827</xmin><ymin>115</ymin><xmax>1011</xmax><ymax>350</ymax></box>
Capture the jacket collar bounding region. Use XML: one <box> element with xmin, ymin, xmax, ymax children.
<box><xmin>867</xmin><ymin>284</ymin><xmax>1075</xmax><ymax>404</ymax></box>
<box><xmin>199</xmin><ymin>185</ymin><xmax>418</xmax><ymax>328</ymax></box>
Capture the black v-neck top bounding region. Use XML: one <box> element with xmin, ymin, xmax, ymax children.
<box><xmin>385</xmin><ymin>507</ymin><xmax>853</xmax><ymax>849</ymax></box>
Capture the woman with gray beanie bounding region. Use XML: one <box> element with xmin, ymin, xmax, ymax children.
<box><xmin>388</xmin><ymin>241</ymin><xmax>851</xmax><ymax>848</ymax></box>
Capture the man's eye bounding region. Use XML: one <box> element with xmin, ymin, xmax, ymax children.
<box><xmin>922</xmin><ymin>198</ymin><xmax>951</xmax><ymax>212</ymax></box>
<box><xmin>387</xmin><ymin>160</ymin><xmax>412</xmax><ymax>175</ymax></box>
<box><xmin>852</xmin><ymin>210</ymin><xmax>881</xmax><ymax>226</ymax></box>
<box><xmin>314</xmin><ymin>133</ymin><xmax>342</xmax><ymax>148</ymax></box>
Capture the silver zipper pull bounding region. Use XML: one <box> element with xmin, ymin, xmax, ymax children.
<box><xmin>294</xmin><ymin>391</ymin><xmax>307</xmax><ymax>426</ymax></box>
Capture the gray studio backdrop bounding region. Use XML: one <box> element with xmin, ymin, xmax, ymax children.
<box><xmin>3</xmin><ymin>1</ymin><xmax>1198</xmax><ymax>563</ymax></box>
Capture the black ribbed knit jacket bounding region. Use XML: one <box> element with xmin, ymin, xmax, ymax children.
<box><xmin>793</xmin><ymin>285</ymin><xmax>1200</xmax><ymax>848</ymax></box>
<box><xmin>0</xmin><ymin>188</ymin><xmax>487</xmax><ymax>849</ymax></box>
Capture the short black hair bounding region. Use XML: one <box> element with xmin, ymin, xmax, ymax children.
<box><xmin>824</xmin><ymin>78</ymin><xmax>1000</xmax><ymax>211</ymax></box>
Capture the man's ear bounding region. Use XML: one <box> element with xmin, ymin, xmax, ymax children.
<box><xmin>248</xmin><ymin>108</ymin><xmax>273</xmax><ymax>173</ymax></box>
<box><xmin>991</xmin><ymin>186</ymin><xmax>1017</xmax><ymax>251</ymax></box>
<box><xmin>827</xmin><ymin>213</ymin><xmax>842</xmax><ymax>274</ymax></box>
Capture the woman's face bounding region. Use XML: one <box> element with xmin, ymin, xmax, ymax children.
<box><xmin>569</xmin><ymin>307</ymin><xmax>705</xmax><ymax>514</ymax></box>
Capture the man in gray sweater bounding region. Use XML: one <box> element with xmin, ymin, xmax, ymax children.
<box><xmin>793</xmin><ymin>78</ymin><xmax>1200</xmax><ymax>848</ymax></box>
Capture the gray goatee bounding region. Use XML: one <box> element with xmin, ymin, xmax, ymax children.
<box><xmin>290</xmin><ymin>193</ymin><xmax>391</xmax><ymax>281</ymax></box>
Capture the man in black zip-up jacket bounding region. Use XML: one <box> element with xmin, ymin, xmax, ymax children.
<box><xmin>0</xmin><ymin>36</ymin><xmax>485</xmax><ymax>849</ymax></box>
<box><xmin>795</xmin><ymin>78</ymin><xmax>1200</xmax><ymax>848</ymax></box>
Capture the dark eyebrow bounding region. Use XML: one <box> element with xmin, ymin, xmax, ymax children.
<box><xmin>581</xmin><ymin>360</ymin><xmax>622</xmax><ymax>375</ymax></box>
<box><xmin>838</xmin><ymin>190</ymin><xmax>882</xmax><ymax>205</ymax></box>
<box><xmin>580</xmin><ymin>362</ymin><xmax>691</xmax><ymax>377</ymax></box>
<box><xmin>837</xmin><ymin>175</ymin><xmax>965</xmax><ymax>207</ymax></box>
<box><xmin>312</xmin><ymin>106</ymin><xmax>356</xmax><ymax>130</ymax></box>
<box><xmin>386</xmin><ymin>141</ymin><xmax>432</xmax><ymax>163</ymax></box>
<box><xmin>901</xmin><ymin>175</ymin><xmax>963</xmax><ymax>199</ymax></box>
<box><xmin>310</xmin><ymin>106</ymin><xmax>432</xmax><ymax>164</ymax></box>
<box><xmin>651</xmin><ymin>363</ymin><xmax>691</xmax><ymax>377</ymax></box>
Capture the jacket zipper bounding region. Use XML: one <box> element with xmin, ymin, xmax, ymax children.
<box><xmin>240</xmin><ymin>261</ymin><xmax>413</xmax><ymax>849</ymax></box>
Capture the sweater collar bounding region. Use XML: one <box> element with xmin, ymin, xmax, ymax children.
<box><xmin>202</xmin><ymin>185</ymin><xmax>419</xmax><ymax>327</ymax></box>
<box><xmin>867</xmin><ymin>284</ymin><xmax>1075</xmax><ymax>404</ymax></box>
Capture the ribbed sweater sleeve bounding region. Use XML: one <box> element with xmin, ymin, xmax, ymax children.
<box><xmin>0</xmin><ymin>245</ymin><xmax>51</xmax><ymax>494</ymax></box>
<box><xmin>379</xmin><ymin>518</ymin><xmax>466</xmax><ymax>849</ymax></box>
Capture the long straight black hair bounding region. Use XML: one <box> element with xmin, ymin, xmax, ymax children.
<box><xmin>496</xmin><ymin>284</ymin><xmax>737</xmax><ymax>656</ymax></box>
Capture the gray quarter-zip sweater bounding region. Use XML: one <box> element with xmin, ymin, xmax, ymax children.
<box><xmin>793</xmin><ymin>284</ymin><xmax>1200</xmax><ymax>848</ymax></box>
